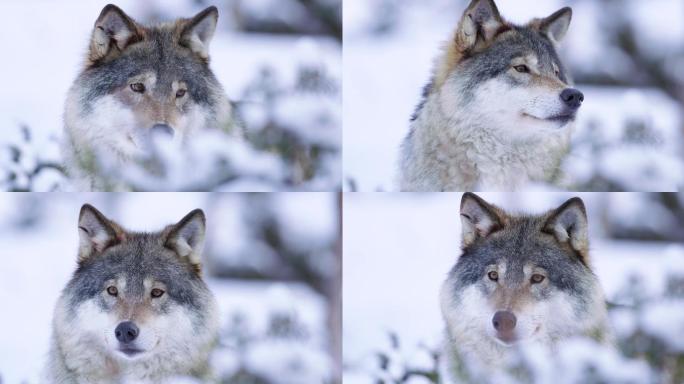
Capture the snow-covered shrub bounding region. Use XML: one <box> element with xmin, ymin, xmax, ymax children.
<box><xmin>357</xmin><ymin>246</ymin><xmax>684</xmax><ymax>384</ymax></box>
<box><xmin>0</xmin><ymin>126</ymin><xmax>66</xmax><ymax>191</ymax></box>
<box><xmin>227</xmin><ymin>0</ymin><xmax>341</xmax><ymax>41</ymax></box>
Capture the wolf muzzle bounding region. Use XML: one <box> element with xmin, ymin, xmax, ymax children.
<box><xmin>560</xmin><ymin>88</ymin><xmax>584</xmax><ymax>110</ymax></box>
<box><xmin>115</xmin><ymin>321</ymin><xmax>139</xmax><ymax>343</ymax></box>
<box><xmin>492</xmin><ymin>310</ymin><xmax>517</xmax><ymax>341</ymax></box>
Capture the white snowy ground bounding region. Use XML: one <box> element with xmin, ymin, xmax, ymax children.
<box><xmin>342</xmin><ymin>0</ymin><xmax>684</xmax><ymax>191</ymax></box>
<box><xmin>0</xmin><ymin>193</ymin><xmax>336</xmax><ymax>383</ymax></box>
<box><xmin>0</xmin><ymin>0</ymin><xmax>341</xmax><ymax>191</ymax></box>
<box><xmin>342</xmin><ymin>193</ymin><xmax>684</xmax><ymax>383</ymax></box>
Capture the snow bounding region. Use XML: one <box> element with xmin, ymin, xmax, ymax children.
<box><xmin>273</xmin><ymin>193</ymin><xmax>338</xmax><ymax>253</ymax></box>
<box><xmin>521</xmin><ymin>338</ymin><xmax>653</xmax><ymax>384</ymax></box>
<box><xmin>628</xmin><ymin>0</ymin><xmax>684</xmax><ymax>54</ymax></box>
<box><xmin>210</xmin><ymin>280</ymin><xmax>330</xmax><ymax>382</ymax></box>
<box><xmin>102</xmin><ymin>132</ymin><xmax>288</xmax><ymax>192</ymax></box>
<box><xmin>641</xmin><ymin>300</ymin><xmax>684</xmax><ymax>351</ymax></box>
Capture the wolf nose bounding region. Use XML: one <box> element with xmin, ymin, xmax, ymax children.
<box><xmin>492</xmin><ymin>310</ymin><xmax>517</xmax><ymax>333</ymax></box>
<box><xmin>115</xmin><ymin>321</ymin><xmax>139</xmax><ymax>343</ymax></box>
<box><xmin>560</xmin><ymin>88</ymin><xmax>584</xmax><ymax>109</ymax></box>
<box><xmin>151</xmin><ymin>124</ymin><xmax>174</xmax><ymax>138</ymax></box>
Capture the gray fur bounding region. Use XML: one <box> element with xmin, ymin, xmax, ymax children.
<box><xmin>440</xmin><ymin>193</ymin><xmax>610</xmax><ymax>380</ymax></box>
<box><xmin>448</xmin><ymin>214</ymin><xmax>592</xmax><ymax>302</ymax></box>
<box><xmin>45</xmin><ymin>205</ymin><xmax>219</xmax><ymax>383</ymax></box>
<box><xmin>62</xmin><ymin>5</ymin><xmax>240</xmax><ymax>191</ymax></box>
<box><xmin>66</xmin><ymin>233</ymin><xmax>209</xmax><ymax>315</ymax></box>
<box><xmin>399</xmin><ymin>0</ymin><xmax>580</xmax><ymax>191</ymax></box>
<box><xmin>78</xmin><ymin>28</ymin><xmax>220</xmax><ymax>111</ymax></box>
<box><xmin>457</xmin><ymin>28</ymin><xmax>570</xmax><ymax>96</ymax></box>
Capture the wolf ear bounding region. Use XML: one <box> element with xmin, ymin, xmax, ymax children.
<box><xmin>78</xmin><ymin>204</ymin><xmax>125</xmax><ymax>261</ymax></box>
<box><xmin>544</xmin><ymin>197</ymin><xmax>589</xmax><ymax>263</ymax></box>
<box><xmin>539</xmin><ymin>7</ymin><xmax>572</xmax><ymax>44</ymax></box>
<box><xmin>460</xmin><ymin>193</ymin><xmax>504</xmax><ymax>248</ymax></box>
<box><xmin>165</xmin><ymin>209</ymin><xmax>206</xmax><ymax>270</ymax></box>
<box><xmin>456</xmin><ymin>0</ymin><xmax>505</xmax><ymax>52</ymax></box>
<box><xmin>179</xmin><ymin>6</ymin><xmax>218</xmax><ymax>60</ymax></box>
<box><xmin>90</xmin><ymin>4</ymin><xmax>142</xmax><ymax>63</ymax></box>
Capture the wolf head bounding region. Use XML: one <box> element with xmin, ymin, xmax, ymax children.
<box><xmin>431</xmin><ymin>0</ymin><xmax>582</xmax><ymax>136</ymax></box>
<box><xmin>53</xmin><ymin>205</ymin><xmax>218</xmax><ymax>373</ymax></box>
<box><xmin>441</xmin><ymin>193</ymin><xmax>607</xmax><ymax>353</ymax></box>
<box><xmin>64</xmin><ymin>4</ymin><xmax>233</xmax><ymax>160</ymax></box>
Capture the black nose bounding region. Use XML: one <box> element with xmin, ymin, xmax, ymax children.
<box><xmin>492</xmin><ymin>310</ymin><xmax>517</xmax><ymax>333</ymax></box>
<box><xmin>151</xmin><ymin>124</ymin><xmax>174</xmax><ymax>137</ymax></box>
<box><xmin>115</xmin><ymin>321</ymin><xmax>139</xmax><ymax>343</ymax></box>
<box><xmin>560</xmin><ymin>88</ymin><xmax>584</xmax><ymax>109</ymax></box>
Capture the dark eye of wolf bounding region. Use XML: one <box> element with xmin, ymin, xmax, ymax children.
<box><xmin>130</xmin><ymin>83</ymin><xmax>146</xmax><ymax>93</ymax></box>
<box><xmin>514</xmin><ymin>65</ymin><xmax>529</xmax><ymax>73</ymax></box>
<box><xmin>487</xmin><ymin>271</ymin><xmax>498</xmax><ymax>281</ymax></box>
<box><xmin>531</xmin><ymin>274</ymin><xmax>545</xmax><ymax>284</ymax></box>
<box><xmin>106</xmin><ymin>286</ymin><xmax>118</xmax><ymax>296</ymax></box>
<box><xmin>151</xmin><ymin>288</ymin><xmax>165</xmax><ymax>298</ymax></box>
<box><xmin>176</xmin><ymin>89</ymin><xmax>186</xmax><ymax>98</ymax></box>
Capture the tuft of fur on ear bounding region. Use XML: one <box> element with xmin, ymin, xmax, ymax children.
<box><xmin>179</xmin><ymin>6</ymin><xmax>218</xmax><ymax>60</ymax></box>
<box><xmin>538</xmin><ymin>7</ymin><xmax>572</xmax><ymax>44</ymax></box>
<box><xmin>460</xmin><ymin>193</ymin><xmax>505</xmax><ymax>248</ymax></box>
<box><xmin>455</xmin><ymin>0</ymin><xmax>505</xmax><ymax>52</ymax></box>
<box><xmin>89</xmin><ymin>4</ymin><xmax>143</xmax><ymax>64</ymax></box>
<box><xmin>544</xmin><ymin>197</ymin><xmax>589</xmax><ymax>263</ymax></box>
<box><xmin>165</xmin><ymin>209</ymin><xmax>206</xmax><ymax>272</ymax></box>
<box><xmin>78</xmin><ymin>204</ymin><xmax>125</xmax><ymax>262</ymax></box>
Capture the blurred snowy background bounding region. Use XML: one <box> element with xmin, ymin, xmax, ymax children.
<box><xmin>343</xmin><ymin>0</ymin><xmax>684</xmax><ymax>192</ymax></box>
<box><xmin>344</xmin><ymin>192</ymin><xmax>684</xmax><ymax>383</ymax></box>
<box><xmin>0</xmin><ymin>192</ymin><xmax>341</xmax><ymax>383</ymax></box>
<box><xmin>0</xmin><ymin>0</ymin><xmax>341</xmax><ymax>191</ymax></box>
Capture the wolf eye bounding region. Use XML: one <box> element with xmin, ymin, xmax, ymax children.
<box><xmin>106</xmin><ymin>286</ymin><xmax>118</xmax><ymax>296</ymax></box>
<box><xmin>151</xmin><ymin>288</ymin><xmax>165</xmax><ymax>298</ymax></box>
<box><xmin>176</xmin><ymin>89</ymin><xmax>187</xmax><ymax>98</ymax></box>
<box><xmin>513</xmin><ymin>65</ymin><xmax>529</xmax><ymax>73</ymax></box>
<box><xmin>487</xmin><ymin>271</ymin><xmax>499</xmax><ymax>281</ymax></box>
<box><xmin>130</xmin><ymin>83</ymin><xmax>146</xmax><ymax>93</ymax></box>
<box><xmin>531</xmin><ymin>274</ymin><xmax>545</xmax><ymax>284</ymax></box>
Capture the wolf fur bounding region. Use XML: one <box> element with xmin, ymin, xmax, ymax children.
<box><xmin>440</xmin><ymin>193</ymin><xmax>610</xmax><ymax>381</ymax></box>
<box><xmin>45</xmin><ymin>205</ymin><xmax>219</xmax><ymax>383</ymax></box>
<box><xmin>399</xmin><ymin>0</ymin><xmax>584</xmax><ymax>191</ymax></box>
<box><xmin>62</xmin><ymin>4</ymin><xmax>241</xmax><ymax>190</ymax></box>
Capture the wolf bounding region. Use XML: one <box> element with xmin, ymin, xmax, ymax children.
<box><xmin>45</xmin><ymin>204</ymin><xmax>219</xmax><ymax>383</ymax></box>
<box><xmin>398</xmin><ymin>0</ymin><xmax>584</xmax><ymax>191</ymax></box>
<box><xmin>62</xmin><ymin>4</ymin><xmax>241</xmax><ymax>190</ymax></box>
<box><xmin>440</xmin><ymin>193</ymin><xmax>610</xmax><ymax>382</ymax></box>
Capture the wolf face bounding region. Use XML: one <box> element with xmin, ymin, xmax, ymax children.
<box><xmin>49</xmin><ymin>205</ymin><xmax>218</xmax><ymax>380</ymax></box>
<box><xmin>440</xmin><ymin>193</ymin><xmax>608</xmax><ymax>368</ymax></box>
<box><xmin>63</xmin><ymin>5</ymin><xmax>236</xmax><ymax>174</ymax></box>
<box><xmin>434</xmin><ymin>0</ymin><xmax>582</xmax><ymax>137</ymax></box>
